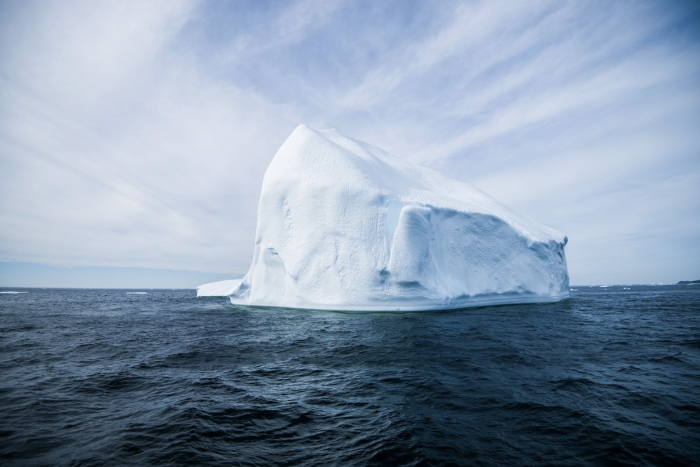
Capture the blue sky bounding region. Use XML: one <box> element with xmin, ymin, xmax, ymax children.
<box><xmin>0</xmin><ymin>0</ymin><xmax>698</xmax><ymax>287</ymax></box>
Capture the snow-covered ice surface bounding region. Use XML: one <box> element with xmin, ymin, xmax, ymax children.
<box><xmin>197</xmin><ymin>280</ymin><xmax>242</xmax><ymax>297</ymax></box>
<box><xmin>199</xmin><ymin>125</ymin><xmax>569</xmax><ymax>311</ymax></box>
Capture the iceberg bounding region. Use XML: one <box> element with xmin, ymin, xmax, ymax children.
<box><xmin>198</xmin><ymin>125</ymin><xmax>569</xmax><ymax>311</ymax></box>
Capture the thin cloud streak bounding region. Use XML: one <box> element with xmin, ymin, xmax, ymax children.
<box><xmin>0</xmin><ymin>0</ymin><xmax>698</xmax><ymax>284</ymax></box>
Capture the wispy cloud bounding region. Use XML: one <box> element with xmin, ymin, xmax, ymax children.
<box><xmin>0</xmin><ymin>0</ymin><xmax>698</xmax><ymax>284</ymax></box>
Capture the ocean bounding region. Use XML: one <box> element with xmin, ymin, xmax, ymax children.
<box><xmin>1</xmin><ymin>286</ymin><xmax>698</xmax><ymax>466</ymax></box>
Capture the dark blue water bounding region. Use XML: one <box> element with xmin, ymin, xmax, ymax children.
<box><xmin>1</xmin><ymin>286</ymin><xmax>699</xmax><ymax>466</ymax></box>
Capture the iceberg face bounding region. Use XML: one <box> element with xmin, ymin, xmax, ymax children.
<box><xmin>201</xmin><ymin>125</ymin><xmax>569</xmax><ymax>311</ymax></box>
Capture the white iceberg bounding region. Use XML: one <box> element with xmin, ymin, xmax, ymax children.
<box><xmin>198</xmin><ymin>125</ymin><xmax>569</xmax><ymax>311</ymax></box>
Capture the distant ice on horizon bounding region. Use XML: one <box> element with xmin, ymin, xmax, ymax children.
<box><xmin>198</xmin><ymin>125</ymin><xmax>569</xmax><ymax>311</ymax></box>
<box><xmin>197</xmin><ymin>280</ymin><xmax>241</xmax><ymax>297</ymax></box>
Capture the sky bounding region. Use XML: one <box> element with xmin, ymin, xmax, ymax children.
<box><xmin>0</xmin><ymin>0</ymin><xmax>698</xmax><ymax>287</ymax></box>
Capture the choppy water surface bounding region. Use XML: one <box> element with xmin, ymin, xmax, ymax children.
<box><xmin>1</xmin><ymin>286</ymin><xmax>699</xmax><ymax>466</ymax></box>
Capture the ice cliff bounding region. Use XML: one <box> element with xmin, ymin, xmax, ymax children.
<box><xmin>198</xmin><ymin>125</ymin><xmax>569</xmax><ymax>311</ymax></box>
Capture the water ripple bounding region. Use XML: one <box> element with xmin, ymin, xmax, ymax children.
<box><xmin>0</xmin><ymin>286</ymin><xmax>699</xmax><ymax>466</ymax></box>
